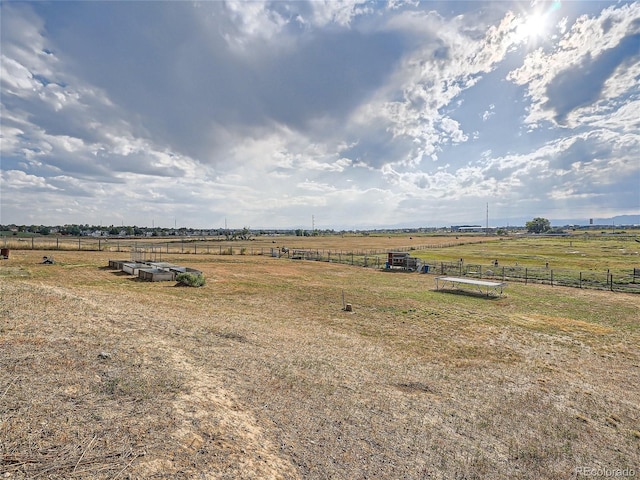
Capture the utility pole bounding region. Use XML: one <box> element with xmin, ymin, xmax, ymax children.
<box><xmin>486</xmin><ymin>203</ymin><xmax>489</xmax><ymax>235</ymax></box>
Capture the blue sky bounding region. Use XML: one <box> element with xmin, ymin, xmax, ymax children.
<box><xmin>1</xmin><ymin>0</ymin><xmax>639</xmax><ymax>229</ymax></box>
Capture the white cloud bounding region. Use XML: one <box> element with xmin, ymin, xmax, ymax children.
<box><xmin>347</xmin><ymin>8</ymin><xmax>524</xmax><ymax>169</ymax></box>
<box><xmin>0</xmin><ymin>55</ymin><xmax>38</xmax><ymax>92</ymax></box>
<box><xmin>1</xmin><ymin>1</ymin><xmax>637</xmax><ymax>228</ymax></box>
<box><xmin>482</xmin><ymin>104</ymin><xmax>496</xmax><ymax>121</ymax></box>
<box><xmin>222</xmin><ymin>0</ymin><xmax>289</xmax><ymax>49</ymax></box>
<box><xmin>308</xmin><ymin>0</ymin><xmax>371</xmax><ymax>27</ymax></box>
<box><xmin>507</xmin><ymin>2</ymin><xmax>640</xmax><ymax>127</ymax></box>
<box><xmin>1</xmin><ymin>169</ymin><xmax>56</xmax><ymax>190</ymax></box>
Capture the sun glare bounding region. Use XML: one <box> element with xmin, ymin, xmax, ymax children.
<box><xmin>515</xmin><ymin>2</ymin><xmax>561</xmax><ymax>45</ymax></box>
<box><xmin>518</xmin><ymin>13</ymin><xmax>545</xmax><ymax>38</ymax></box>
<box><xmin>519</xmin><ymin>12</ymin><xmax>547</xmax><ymax>40</ymax></box>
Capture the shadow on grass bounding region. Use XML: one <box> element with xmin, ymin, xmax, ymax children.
<box><xmin>434</xmin><ymin>288</ymin><xmax>504</xmax><ymax>300</ymax></box>
<box><xmin>109</xmin><ymin>270</ymin><xmax>131</xmax><ymax>276</ymax></box>
<box><xmin>99</xmin><ymin>265</ymin><xmax>120</xmax><ymax>271</ymax></box>
<box><xmin>379</xmin><ymin>268</ymin><xmax>421</xmax><ymax>274</ymax></box>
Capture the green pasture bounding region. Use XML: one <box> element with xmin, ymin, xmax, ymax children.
<box><xmin>413</xmin><ymin>235</ymin><xmax>640</xmax><ymax>275</ymax></box>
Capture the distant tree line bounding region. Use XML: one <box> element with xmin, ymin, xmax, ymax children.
<box><xmin>6</xmin><ymin>219</ymin><xmax>611</xmax><ymax>237</ymax></box>
<box><xmin>0</xmin><ymin>223</ymin><xmax>343</xmax><ymax>239</ymax></box>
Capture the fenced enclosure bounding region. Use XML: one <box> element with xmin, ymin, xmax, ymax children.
<box><xmin>0</xmin><ymin>233</ymin><xmax>494</xmax><ymax>255</ymax></box>
<box><xmin>419</xmin><ymin>260</ymin><xmax>640</xmax><ymax>293</ymax></box>
<box><xmin>2</xmin><ymin>234</ymin><xmax>639</xmax><ymax>293</ymax></box>
<box><xmin>0</xmin><ymin>235</ymin><xmax>471</xmax><ymax>259</ymax></box>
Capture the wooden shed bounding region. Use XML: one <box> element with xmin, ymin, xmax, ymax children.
<box><xmin>387</xmin><ymin>252</ymin><xmax>419</xmax><ymax>271</ymax></box>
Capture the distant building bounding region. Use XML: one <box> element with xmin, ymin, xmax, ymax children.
<box><xmin>451</xmin><ymin>225</ymin><xmax>496</xmax><ymax>233</ymax></box>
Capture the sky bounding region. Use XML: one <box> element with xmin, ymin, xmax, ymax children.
<box><xmin>1</xmin><ymin>0</ymin><xmax>639</xmax><ymax>229</ymax></box>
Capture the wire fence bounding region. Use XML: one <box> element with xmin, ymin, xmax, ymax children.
<box><xmin>418</xmin><ymin>261</ymin><xmax>640</xmax><ymax>294</ymax></box>
<box><xmin>254</xmin><ymin>249</ymin><xmax>640</xmax><ymax>294</ymax></box>
<box><xmin>2</xmin><ymin>236</ymin><xmax>638</xmax><ymax>293</ymax></box>
<box><xmin>0</xmin><ymin>236</ymin><xmax>487</xmax><ymax>256</ymax></box>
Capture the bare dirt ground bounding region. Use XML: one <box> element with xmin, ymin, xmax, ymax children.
<box><xmin>1</xmin><ymin>250</ymin><xmax>639</xmax><ymax>479</ymax></box>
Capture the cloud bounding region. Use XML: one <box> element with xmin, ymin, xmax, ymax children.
<box><xmin>1</xmin><ymin>1</ymin><xmax>638</xmax><ymax>228</ymax></box>
<box><xmin>544</xmin><ymin>32</ymin><xmax>640</xmax><ymax>124</ymax></box>
<box><xmin>507</xmin><ymin>2</ymin><xmax>640</xmax><ymax>128</ymax></box>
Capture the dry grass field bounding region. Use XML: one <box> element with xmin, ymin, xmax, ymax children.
<box><xmin>1</xmin><ymin>245</ymin><xmax>639</xmax><ymax>479</ymax></box>
<box><xmin>0</xmin><ymin>233</ymin><xmax>492</xmax><ymax>256</ymax></box>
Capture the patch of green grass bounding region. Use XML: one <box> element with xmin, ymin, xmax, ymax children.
<box><xmin>0</xmin><ymin>266</ymin><xmax>31</xmax><ymax>278</ymax></box>
<box><xmin>414</xmin><ymin>236</ymin><xmax>640</xmax><ymax>274</ymax></box>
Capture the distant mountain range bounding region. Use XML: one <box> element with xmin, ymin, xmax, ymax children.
<box><xmin>549</xmin><ymin>214</ymin><xmax>640</xmax><ymax>227</ymax></box>
<box><xmin>343</xmin><ymin>214</ymin><xmax>640</xmax><ymax>230</ymax></box>
<box><xmin>465</xmin><ymin>214</ymin><xmax>640</xmax><ymax>228</ymax></box>
<box><xmin>4</xmin><ymin>214</ymin><xmax>638</xmax><ymax>232</ymax></box>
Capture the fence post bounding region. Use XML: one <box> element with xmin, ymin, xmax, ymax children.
<box><xmin>525</xmin><ymin>268</ymin><xmax>528</xmax><ymax>285</ymax></box>
<box><xmin>98</xmin><ymin>239</ymin><xmax>101</xmax><ymax>251</ymax></box>
<box><xmin>579</xmin><ymin>272</ymin><xmax>582</xmax><ymax>289</ymax></box>
<box><xmin>78</xmin><ymin>237</ymin><xmax>81</xmax><ymax>251</ymax></box>
<box><xmin>194</xmin><ymin>243</ymin><xmax>197</xmax><ymax>255</ymax></box>
<box><xmin>550</xmin><ymin>270</ymin><xmax>553</xmax><ymax>287</ymax></box>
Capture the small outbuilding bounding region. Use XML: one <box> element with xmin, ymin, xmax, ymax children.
<box><xmin>386</xmin><ymin>252</ymin><xmax>419</xmax><ymax>271</ymax></box>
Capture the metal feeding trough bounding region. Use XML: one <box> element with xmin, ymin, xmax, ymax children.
<box><xmin>109</xmin><ymin>259</ymin><xmax>202</xmax><ymax>282</ymax></box>
<box><xmin>169</xmin><ymin>266</ymin><xmax>203</xmax><ymax>276</ymax></box>
<box><xmin>121</xmin><ymin>262</ymin><xmax>149</xmax><ymax>276</ymax></box>
<box><xmin>147</xmin><ymin>262</ymin><xmax>177</xmax><ymax>270</ymax></box>
<box><xmin>108</xmin><ymin>259</ymin><xmax>130</xmax><ymax>270</ymax></box>
<box><xmin>138</xmin><ymin>268</ymin><xmax>175</xmax><ymax>282</ymax></box>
